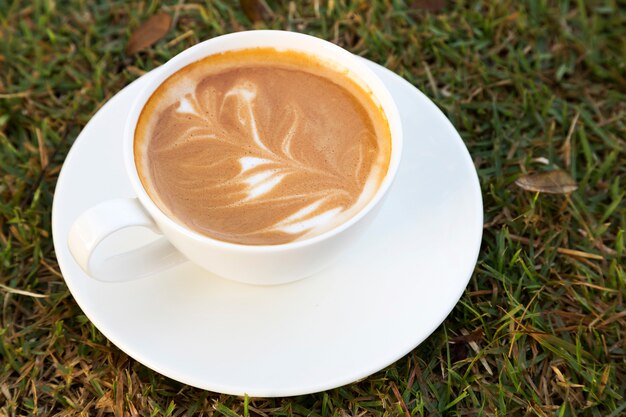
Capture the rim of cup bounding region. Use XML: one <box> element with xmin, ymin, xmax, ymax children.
<box><xmin>123</xmin><ymin>30</ymin><xmax>403</xmax><ymax>252</ymax></box>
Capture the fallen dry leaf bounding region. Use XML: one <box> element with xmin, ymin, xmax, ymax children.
<box><xmin>411</xmin><ymin>0</ymin><xmax>447</xmax><ymax>12</ymax></box>
<box><xmin>126</xmin><ymin>12</ymin><xmax>172</xmax><ymax>55</ymax></box>
<box><xmin>515</xmin><ymin>170</ymin><xmax>578</xmax><ymax>194</ymax></box>
<box><xmin>240</xmin><ymin>0</ymin><xmax>273</xmax><ymax>23</ymax></box>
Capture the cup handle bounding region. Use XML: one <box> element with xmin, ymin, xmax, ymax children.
<box><xmin>67</xmin><ymin>198</ymin><xmax>186</xmax><ymax>282</ymax></box>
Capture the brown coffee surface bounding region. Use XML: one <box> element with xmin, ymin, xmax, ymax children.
<box><xmin>135</xmin><ymin>48</ymin><xmax>391</xmax><ymax>245</ymax></box>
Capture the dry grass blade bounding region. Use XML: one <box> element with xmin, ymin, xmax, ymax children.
<box><xmin>126</xmin><ymin>12</ymin><xmax>172</xmax><ymax>55</ymax></box>
<box><xmin>598</xmin><ymin>366</ymin><xmax>611</xmax><ymax>398</ymax></box>
<box><xmin>0</xmin><ymin>91</ymin><xmax>31</xmax><ymax>98</ymax></box>
<box><xmin>389</xmin><ymin>381</ymin><xmax>411</xmax><ymax>417</ymax></box>
<box><xmin>240</xmin><ymin>0</ymin><xmax>274</xmax><ymax>23</ymax></box>
<box><xmin>556</xmin><ymin>247</ymin><xmax>604</xmax><ymax>260</ymax></box>
<box><xmin>527</xmin><ymin>331</ymin><xmax>593</xmax><ymax>360</ymax></box>
<box><xmin>515</xmin><ymin>170</ymin><xmax>578</xmax><ymax>194</ymax></box>
<box><xmin>35</xmin><ymin>127</ymin><xmax>48</xmax><ymax>169</ymax></box>
<box><xmin>561</xmin><ymin>111</ymin><xmax>579</xmax><ymax>169</ymax></box>
<box><xmin>460</xmin><ymin>329</ymin><xmax>493</xmax><ymax>375</ymax></box>
<box><xmin>0</xmin><ymin>282</ymin><xmax>48</xmax><ymax>298</ymax></box>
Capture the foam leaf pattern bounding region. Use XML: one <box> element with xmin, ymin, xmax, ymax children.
<box><xmin>144</xmin><ymin>66</ymin><xmax>382</xmax><ymax>244</ymax></box>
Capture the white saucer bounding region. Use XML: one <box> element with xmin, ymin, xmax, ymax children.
<box><xmin>52</xmin><ymin>59</ymin><xmax>482</xmax><ymax>397</ymax></box>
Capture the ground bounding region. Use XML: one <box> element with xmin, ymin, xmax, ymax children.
<box><xmin>0</xmin><ymin>1</ymin><xmax>624</xmax><ymax>416</ymax></box>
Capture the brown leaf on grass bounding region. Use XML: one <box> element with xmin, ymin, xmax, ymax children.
<box><xmin>411</xmin><ymin>0</ymin><xmax>447</xmax><ymax>12</ymax></box>
<box><xmin>240</xmin><ymin>0</ymin><xmax>274</xmax><ymax>23</ymax></box>
<box><xmin>126</xmin><ymin>13</ymin><xmax>172</xmax><ymax>55</ymax></box>
<box><xmin>515</xmin><ymin>170</ymin><xmax>578</xmax><ymax>194</ymax></box>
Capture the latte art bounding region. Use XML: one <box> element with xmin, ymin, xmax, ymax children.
<box><xmin>135</xmin><ymin>48</ymin><xmax>391</xmax><ymax>245</ymax></box>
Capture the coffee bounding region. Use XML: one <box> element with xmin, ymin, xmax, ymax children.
<box><xmin>135</xmin><ymin>48</ymin><xmax>391</xmax><ymax>245</ymax></box>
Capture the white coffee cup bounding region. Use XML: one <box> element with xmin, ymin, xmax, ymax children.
<box><xmin>67</xmin><ymin>30</ymin><xmax>403</xmax><ymax>285</ymax></box>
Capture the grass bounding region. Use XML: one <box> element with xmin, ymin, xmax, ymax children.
<box><xmin>0</xmin><ymin>0</ymin><xmax>624</xmax><ymax>415</ymax></box>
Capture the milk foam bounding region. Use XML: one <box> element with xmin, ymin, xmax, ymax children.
<box><xmin>135</xmin><ymin>48</ymin><xmax>391</xmax><ymax>245</ymax></box>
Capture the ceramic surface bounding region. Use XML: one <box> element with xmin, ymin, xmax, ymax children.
<box><xmin>52</xmin><ymin>59</ymin><xmax>483</xmax><ymax>397</ymax></box>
